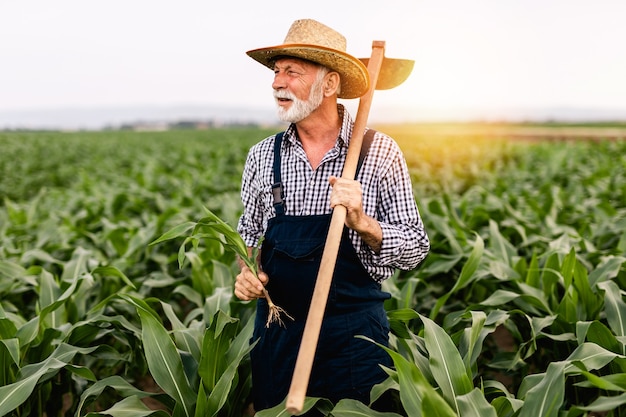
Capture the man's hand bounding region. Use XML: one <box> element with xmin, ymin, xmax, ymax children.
<box><xmin>328</xmin><ymin>175</ymin><xmax>365</xmax><ymax>229</ymax></box>
<box><xmin>329</xmin><ymin>175</ymin><xmax>382</xmax><ymax>253</ymax></box>
<box><xmin>234</xmin><ymin>264</ymin><xmax>269</xmax><ymax>301</ymax></box>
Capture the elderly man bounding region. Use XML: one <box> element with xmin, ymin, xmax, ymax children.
<box><xmin>235</xmin><ymin>19</ymin><xmax>429</xmax><ymax>413</ymax></box>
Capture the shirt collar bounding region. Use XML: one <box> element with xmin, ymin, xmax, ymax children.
<box><xmin>282</xmin><ymin>104</ymin><xmax>354</xmax><ymax>149</ymax></box>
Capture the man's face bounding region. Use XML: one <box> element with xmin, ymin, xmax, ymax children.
<box><xmin>272</xmin><ymin>57</ymin><xmax>325</xmax><ymax>123</ymax></box>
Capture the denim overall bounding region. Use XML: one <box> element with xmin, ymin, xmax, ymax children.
<box><xmin>250</xmin><ymin>131</ymin><xmax>393</xmax><ymax>411</ymax></box>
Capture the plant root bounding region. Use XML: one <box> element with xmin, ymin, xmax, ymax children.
<box><xmin>262</xmin><ymin>288</ymin><xmax>294</xmax><ymax>328</ymax></box>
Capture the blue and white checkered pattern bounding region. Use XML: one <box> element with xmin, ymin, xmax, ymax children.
<box><xmin>238</xmin><ymin>105</ymin><xmax>429</xmax><ymax>282</ymax></box>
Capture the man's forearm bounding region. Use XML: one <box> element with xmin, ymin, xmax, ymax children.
<box><xmin>354</xmin><ymin>214</ymin><xmax>383</xmax><ymax>253</ymax></box>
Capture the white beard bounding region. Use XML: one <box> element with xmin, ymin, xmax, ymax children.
<box><xmin>274</xmin><ymin>78</ymin><xmax>325</xmax><ymax>123</ymax></box>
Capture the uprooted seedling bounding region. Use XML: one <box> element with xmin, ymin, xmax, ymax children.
<box><xmin>151</xmin><ymin>207</ymin><xmax>293</xmax><ymax>327</ymax></box>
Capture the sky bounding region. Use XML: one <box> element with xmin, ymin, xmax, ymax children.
<box><xmin>2</xmin><ymin>0</ymin><xmax>626</xmax><ymax>127</ymax></box>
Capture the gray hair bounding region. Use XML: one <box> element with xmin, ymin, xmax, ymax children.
<box><xmin>315</xmin><ymin>64</ymin><xmax>341</xmax><ymax>96</ymax></box>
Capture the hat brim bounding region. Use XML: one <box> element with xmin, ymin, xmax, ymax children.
<box><xmin>247</xmin><ymin>44</ymin><xmax>369</xmax><ymax>99</ymax></box>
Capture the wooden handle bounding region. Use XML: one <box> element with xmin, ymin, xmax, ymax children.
<box><xmin>285</xmin><ymin>40</ymin><xmax>387</xmax><ymax>415</ymax></box>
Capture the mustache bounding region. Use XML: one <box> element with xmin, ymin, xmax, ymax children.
<box><xmin>273</xmin><ymin>90</ymin><xmax>296</xmax><ymax>100</ymax></box>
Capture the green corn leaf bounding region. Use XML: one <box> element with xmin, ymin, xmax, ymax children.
<box><xmin>576</xmin><ymin>321</ymin><xmax>621</xmax><ymax>352</ymax></box>
<box><xmin>210</xmin><ymin>260</ymin><xmax>233</xmax><ymax>289</ymax></box>
<box><xmin>560</xmin><ymin>247</ymin><xmax>577</xmax><ymax>290</ymax></box>
<box><xmin>225</xmin><ymin>311</ymin><xmax>255</xmax><ymax>363</ymax></box>
<box><xmin>254</xmin><ymin>397</ymin><xmax>333</xmax><ymax>417</ymax></box>
<box><xmin>459</xmin><ymin>310</ymin><xmax>487</xmax><ymax>371</ymax></box>
<box><xmin>196</xmin><ymin>313</ymin><xmax>256</xmax><ymax>416</ymax></box>
<box><xmin>199</xmin><ymin>207</ymin><xmax>256</xmax><ymax>266</ymax></box>
<box><xmin>525</xmin><ymin>252</ymin><xmax>540</xmax><ymax>288</ymax></box>
<box><xmin>456</xmin><ymin>388</ymin><xmax>498</xmax><ymax>417</ymax></box>
<box><xmin>15</xmin><ymin>316</ymin><xmax>39</xmax><ymax>346</ymax></box>
<box><xmin>481</xmin><ymin>289</ymin><xmax>520</xmax><ymax>306</ymax></box>
<box><xmin>491</xmin><ymin>396</ymin><xmax>524</xmax><ymax>416</ymax></box>
<box><xmin>150</xmin><ymin>221</ymin><xmax>198</xmax><ymax>245</ymax></box>
<box><xmin>555</xmin><ymin>290</ymin><xmax>578</xmax><ymax>324</ymax></box>
<box><xmin>75</xmin><ymin>375</ymin><xmax>163</xmax><ymax>416</ymax></box>
<box><xmin>153</xmin><ymin>208</ymin><xmax>258</xmax><ymax>276</ymax></box>
<box><xmin>0</xmin><ymin>261</ymin><xmax>27</xmax><ymax>280</ymax></box>
<box><xmin>329</xmin><ymin>398</ymin><xmax>403</xmax><ymax>416</ymax></box>
<box><xmin>588</xmin><ymin>256</ymin><xmax>626</xmax><ymax>287</ymax></box>
<box><xmin>184</xmin><ymin>252</ymin><xmax>213</xmax><ymax>297</ymax></box>
<box><xmin>393</xmin><ymin>276</ymin><xmax>418</xmax><ymax>310</ymax></box>
<box><xmin>0</xmin><ymin>343</ymin><xmax>93</xmax><ymax>415</ymax></box>
<box><xmin>518</xmin><ymin>361</ymin><xmax>566</xmax><ymax>417</ymax></box>
<box><xmin>419</xmin><ymin>394</ymin><xmax>459</xmax><ymax>417</ymax></box>
<box><xmin>82</xmin><ymin>306</ymin><xmax>142</xmax><ymax>338</ymax></box>
<box><xmin>0</xmin><ymin>316</ymin><xmax>18</xmax><ymax>340</ymax></box>
<box><xmin>387</xmin><ymin>308</ymin><xmax>420</xmax><ymax>322</ymax></box>
<box><xmin>199</xmin><ymin>208</ymin><xmax>248</xmax><ymax>253</ymax></box>
<box><xmin>421</xmin><ymin>314</ymin><xmax>473</xmax><ymax>413</ymax></box>
<box><xmin>172</xmin><ymin>284</ymin><xmax>204</xmax><ymax>309</ymax></box>
<box><xmin>386</xmin><ymin>309</ymin><xmax>434</xmax><ymax>382</ymax></box>
<box><xmin>488</xmin><ymin>219</ymin><xmax>517</xmax><ymax>267</ymax></box>
<box><xmin>37</xmin><ymin>268</ymin><xmax>59</xmax><ymax>310</ymax></box>
<box><xmin>598</xmin><ymin>280</ymin><xmax>626</xmax><ymax>343</ymax></box>
<box><xmin>0</xmin><ymin>358</ymin><xmax>66</xmax><ymax>417</ymax></box>
<box><xmin>204</xmin><ymin>335</ymin><xmax>256</xmax><ymax>417</ymax></box>
<box><xmin>457</xmin><ymin>233</ymin><xmax>484</xmax><ymax>285</ymax></box>
<box><xmin>38</xmin><ymin>268</ymin><xmax>62</xmax><ymax>328</ymax></box>
<box><xmin>61</xmin><ymin>246</ymin><xmax>90</xmax><ymax>282</ymax></box>
<box><xmin>85</xmin><ymin>395</ymin><xmax>170</xmax><ymax>417</ymax></box>
<box><xmin>565</xmin><ymin>342</ymin><xmax>626</xmax><ymax>373</ymax></box>
<box><xmin>178</xmin><ymin>236</ymin><xmax>194</xmax><ymax>269</ymax></box>
<box><xmin>18</xmin><ymin>344</ymin><xmax>97</xmax><ymax>385</ymax></box>
<box><xmin>370</xmin><ymin>375</ymin><xmax>399</xmax><ymax>406</ymax></box>
<box><xmin>65</xmin><ymin>364</ymin><xmax>97</xmax><ymax>381</ymax></box>
<box><xmin>361</xmin><ymin>336</ymin><xmax>457</xmax><ymax>417</ymax></box>
<box><xmin>92</xmin><ymin>265</ymin><xmax>136</xmax><ymax>289</ymax></box>
<box><xmin>574</xmin><ymin>392</ymin><xmax>626</xmax><ymax>413</ymax></box>
<box><xmin>122</xmin><ymin>295</ymin><xmax>196</xmax><ymax>417</ymax></box>
<box><xmin>428</xmin><ymin>212</ymin><xmax>465</xmax><ymax>255</ymax></box>
<box><xmin>430</xmin><ymin>233</ymin><xmax>484</xmax><ymax>320</ymax></box>
<box><xmin>194</xmin><ymin>383</ymin><xmax>208</xmax><ymax>417</ymax></box>
<box><xmin>37</xmin><ymin>269</ymin><xmax>89</xmax><ymax>329</ymax></box>
<box><xmin>198</xmin><ymin>311</ymin><xmax>239</xmax><ymax>392</ymax></box>
<box><xmin>160</xmin><ymin>302</ymin><xmax>202</xmax><ymax>361</ymax></box>
<box><xmin>204</xmin><ymin>287</ymin><xmax>233</xmax><ymax>321</ymax></box>
<box><xmin>459</xmin><ymin>310</ymin><xmax>509</xmax><ymax>371</ymax></box>
<box><xmin>619</xmin><ymin>226</ymin><xmax>626</xmax><ymax>254</ymax></box>
<box><xmin>573</xmin><ymin>367</ymin><xmax>626</xmax><ymax>392</ymax></box>
<box><xmin>373</xmin><ymin>339</ymin><xmax>425</xmax><ymax>416</ymax></box>
<box><xmin>137</xmin><ymin>312</ymin><xmax>196</xmax><ymax>414</ymax></box>
<box><xmin>0</xmin><ymin>338</ymin><xmax>20</xmax><ymax>368</ymax></box>
<box><xmin>540</xmin><ymin>253</ymin><xmax>561</xmax><ymax>298</ymax></box>
<box><xmin>417</xmin><ymin>253</ymin><xmax>464</xmax><ymax>277</ymax></box>
<box><xmin>516</xmin><ymin>283</ymin><xmax>553</xmax><ymax>314</ymax></box>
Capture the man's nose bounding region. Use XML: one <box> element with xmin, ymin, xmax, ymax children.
<box><xmin>272</xmin><ymin>72</ymin><xmax>287</xmax><ymax>90</ymax></box>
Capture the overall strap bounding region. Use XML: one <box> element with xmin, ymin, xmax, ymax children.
<box><xmin>356</xmin><ymin>128</ymin><xmax>376</xmax><ymax>176</ymax></box>
<box><xmin>271</xmin><ymin>129</ymin><xmax>376</xmax><ymax>215</ymax></box>
<box><xmin>272</xmin><ymin>132</ymin><xmax>286</xmax><ymax>215</ymax></box>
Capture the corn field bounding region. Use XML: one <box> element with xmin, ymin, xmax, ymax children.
<box><xmin>1</xmin><ymin>125</ymin><xmax>625</xmax><ymax>417</ymax></box>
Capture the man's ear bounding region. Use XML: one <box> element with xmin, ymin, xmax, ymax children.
<box><xmin>324</xmin><ymin>72</ymin><xmax>341</xmax><ymax>97</ymax></box>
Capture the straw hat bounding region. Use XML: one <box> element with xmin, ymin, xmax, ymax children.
<box><xmin>246</xmin><ymin>19</ymin><xmax>369</xmax><ymax>99</ymax></box>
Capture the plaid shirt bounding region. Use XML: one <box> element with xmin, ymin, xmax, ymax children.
<box><xmin>237</xmin><ymin>105</ymin><xmax>429</xmax><ymax>282</ymax></box>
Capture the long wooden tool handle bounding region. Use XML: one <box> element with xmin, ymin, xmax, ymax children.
<box><xmin>285</xmin><ymin>40</ymin><xmax>387</xmax><ymax>415</ymax></box>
